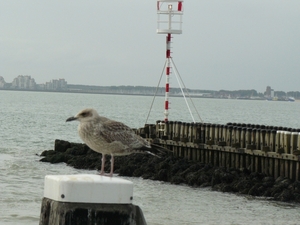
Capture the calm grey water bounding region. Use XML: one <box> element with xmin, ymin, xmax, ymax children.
<box><xmin>1</xmin><ymin>90</ymin><xmax>300</xmax><ymax>225</ymax></box>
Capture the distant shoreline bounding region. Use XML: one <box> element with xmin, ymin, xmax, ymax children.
<box><xmin>0</xmin><ymin>88</ymin><xmax>278</xmax><ymax>101</ymax></box>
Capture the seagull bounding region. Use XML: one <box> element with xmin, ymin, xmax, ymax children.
<box><xmin>66</xmin><ymin>108</ymin><xmax>166</xmax><ymax>176</ymax></box>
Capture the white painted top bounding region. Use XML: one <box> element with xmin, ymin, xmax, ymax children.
<box><xmin>43</xmin><ymin>174</ymin><xmax>133</xmax><ymax>204</ymax></box>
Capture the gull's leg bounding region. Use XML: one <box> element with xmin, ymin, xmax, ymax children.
<box><xmin>98</xmin><ymin>154</ymin><xmax>106</xmax><ymax>175</ymax></box>
<box><xmin>108</xmin><ymin>154</ymin><xmax>114</xmax><ymax>177</ymax></box>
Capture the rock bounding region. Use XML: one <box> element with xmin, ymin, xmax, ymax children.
<box><xmin>221</xmin><ymin>184</ymin><xmax>237</xmax><ymax>193</ymax></box>
<box><xmin>54</xmin><ymin>139</ymin><xmax>71</xmax><ymax>153</ymax></box>
<box><xmin>154</xmin><ymin>169</ymin><xmax>169</xmax><ymax>181</ymax></box>
<box><xmin>248</xmin><ymin>183</ymin><xmax>264</xmax><ymax>196</ymax></box>
<box><xmin>185</xmin><ymin>172</ymin><xmax>200</xmax><ymax>186</ymax></box>
<box><xmin>40</xmin><ymin>150</ymin><xmax>56</xmax><ymax>157</ymax></box>
<box><xmin>289</xmin><ymin>181</ymin><xmax>300</xmax><ymax>193</ymax></box>
<box><xmin>275</xmin><ymin>189</ymin><xmax>294</xmax><ymax>202</ymax></box>
<box><xmin>65</xmin><ymin>144</ymin><xmax>89</xmax><ymax>155</ymax></box>
<box><xmin>273</xmin><ymin>177</ymin><xmax>292</xmax><ymax>192</ymax></box>
<box><xmin>41</xmin><ymin>152</ymin><xmax>66</xmax><ymax>164</ymax></box>
<box><xmin>211</xmin><ymin>168</ymin><xmax>223</xmax><ymax>187</ymax></box>
<box><xmin>170</xmin><ymin>176</ymin><xmax>186</xmax><ymax>185</ymax></box>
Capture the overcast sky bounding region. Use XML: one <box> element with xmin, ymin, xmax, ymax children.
<box><xmin>1</xmin><ymin>1</ymin><xmax>300</xmax><ymax>92</ymax></box>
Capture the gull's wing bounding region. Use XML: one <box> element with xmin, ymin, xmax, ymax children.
<box><xmin>100</xmin><ymin>120</ymin><xmax>150</xmax><ymax>149</ymax></box>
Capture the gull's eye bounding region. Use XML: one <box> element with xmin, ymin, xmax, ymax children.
<box><xmin>81</xmin><ymin>112</ymin><xmax>87</xmax><ymax>117</ymax></box>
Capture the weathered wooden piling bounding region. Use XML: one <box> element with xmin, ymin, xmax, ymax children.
<box><xmin>39</xmin><ymin>174</ymin><xmax>146</xmax><ymax>225</ymax></box>
<box><xmin>145</xmin><ymin>121</ymin><xmax>300</xmax><ymax>182</ymax></box>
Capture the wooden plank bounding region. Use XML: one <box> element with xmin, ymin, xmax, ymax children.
<box><xmin>285</xmin><ymin>160</ymin><xmax>289</xmax><ymax>178</ymax></box>
<box><xmin>184</xmin><ymin>146</ymin><xmax>189</xmax><ymax>159</ymax></box>
<box><xmin>219</xmin><ymin>151</ymin><xmax>222</xmax><ymax>167</ymax></box>
<box><xmin>209</xmin><ymin>149</ymin><xmax>212</xmax><ymax>164</ymax></box>
<box><xmin>222</xmin><ymin>152</ymin><xmax>226</xmax><ymax>167</ymax></box>
<box><xmin>195</xmin><ymin>148</ymin><xmax>200</xmax><ymax>161</ymax></box>
<box><xmin>295</xmin><ymin>162</ymin><xmax>300</xmax><ymax>181</ymax></box>
<box><xmin>289</xmin><ymin>161</ymin><xmax>295</xmax><ymax>180</ymax></box>
<box><xmin>214</xmin><ymin>150</ymin><xmax>219</xmax><ymax>167</ymax></box>
<box><xmin>235</xmin><ymin>153</ymin><xmax>239</xmax><ymax>169</ymax></box>
<box><xmin>250</xmin><ymin>154</ymin><xmax>254</xmax><ymax>172</ymax></box>
<box><xmin>174</xmin><ymin>146</ymin><xmax>179</xmax><ymax>157</ymax></box>
<box><xmin>245</xmin><ymin>149</ymin><xmax>253</xmax><ymax>155</ymax></box>
<box><xmin>245</xmin><ymin>154</ymin><xmax>250</xmax><ymax>170</ymax></box>
<box><xmin>263</xmin><ymin>157</ymin><xmax>269</xmax><ymax>175</ymax></box>
<box><xmin>269</xmin><ymin>158</ymin><xmax>274</xmax><ymax>177</ymax></box>
<box><xmin>267</xmin><ymin>152</ymin><xmax>281</xmax><ymax>159</ymax></box>
<box><xmin>226</xmin><ymin>152</ymin><xmax>231</xmax><ymax>168</ymax></box>
<box><xmin>191</xmin><ymin>148</ymin><xmax>197</xmax><ymax>161</ymax></box>
<box><xmin>240</xmin><ymin>153</ymin><xmax>245</xmax><ymax>169</ymax></box>
<box><xmin>252</xmin><ymin>150</ymin><xmax>266</xmax><ymax>157</ymax></box>
<box><xmin>274</xmin><ymin>159</ymin><xmax>279</xmax><ymax>179</ymax></box>
<box><xmin>201</xmin><ymin>149</ymin><xmax>205</xmax><ymax>163</ymax></box>
<box><xmin>280</xmin><ymin>159</ymin><xmax>285</xmax><ymax>177</ymax></box>
<box><xmin>281</xmin><ymin>153</ymin><xmax>299</xmax><ymax>161</ymax></box>
<box><xmin>255</xmin><ymin>156</ymin><xmax>259</xmax><ymax>173</ymax></box>
<box><xmin>205</xmin><ymin>149</ymin><xmax>209</xmax><ymax>164</ymax></box>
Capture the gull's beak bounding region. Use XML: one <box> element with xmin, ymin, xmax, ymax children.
<box><xmin>66</xmin><ymin>116</ymin><xmax>77</xmax><ymax>122</ymax></box>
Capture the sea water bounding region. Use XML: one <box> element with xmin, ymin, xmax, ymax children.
<box><xmin>1</xmin><ymin>90</ymin><xmax>300</xmax><ymax>225</ymax></box>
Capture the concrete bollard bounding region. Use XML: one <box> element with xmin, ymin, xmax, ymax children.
<box><xmin>39</xmin><ymin>174</ymin><xmax>146</xmax><ymax>225</ymax></box>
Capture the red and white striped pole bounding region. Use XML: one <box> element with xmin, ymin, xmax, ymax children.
<box><xmin>157</xmin><ymin>1</ymin><xmax>183</xmax><ymax>122</ymax></box>
<box><xmin>164</xmin><ymin>33</ymin><xmax>172</xmax><ymax>122</ymax></box>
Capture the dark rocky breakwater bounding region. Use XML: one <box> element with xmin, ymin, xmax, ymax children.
<box><xmin>40</xmin><ymin>139</ymin><xmax>300</xmax><ymax>203</ymax></box>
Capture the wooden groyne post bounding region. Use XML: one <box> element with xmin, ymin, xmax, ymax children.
<box><xmin>139</xmin><ymin>121</ymin><xmax>300</xmax><ymax>181</ymax></box>
<box><xmin>39</xmin><ymin>174</ymin><xmax>147</xmax><ymax>225</ymax></box>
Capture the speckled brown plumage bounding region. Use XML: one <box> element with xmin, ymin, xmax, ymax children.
<box><xmin>66</xmin><ymin>108</ymin><xmax>155</xmax><ymax>176</ymax></box>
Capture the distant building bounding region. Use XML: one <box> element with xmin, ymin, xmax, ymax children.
<box><xmin>44</xmin><ymin>78</ymin><xmax>67</xmax><ymax>90</ymax></box>
<box><xmin>265</xmin><ymin>86</ymin><xmax>271</xmax><ymax>96</ymax></box>
<box><xmin>11</xmin><ymin>75</ymin><xmax>36</xmax><ymax>89</ymax></box>
<box><xmin>270</xmin><ymin>89</ymin><xmax>274</xmax><ymax>98</ymax></box>
<box><xmin>265</xmin><ymin>86</ymin><xmax>275</xmax><ymax>97</ymax></box>
<box><xmin>0</xmin><ymin>76</ymin><xmax>6</xmax><ymax>88</ymax></box>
